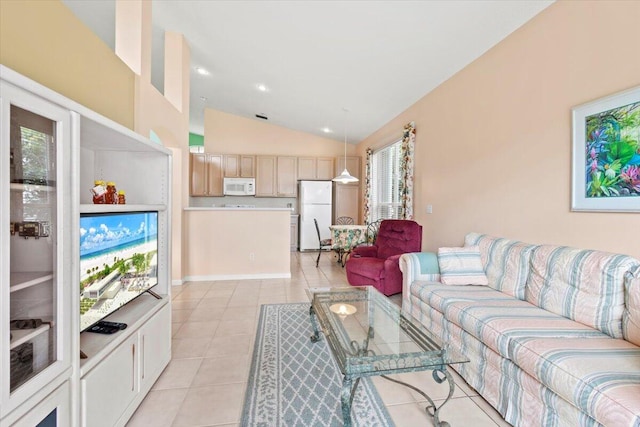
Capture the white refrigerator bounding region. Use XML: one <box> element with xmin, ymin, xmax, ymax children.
<box><xmin>298</xmin><ymin>180</ymin><xmax>332</xmax><ymax>251</ymax></box>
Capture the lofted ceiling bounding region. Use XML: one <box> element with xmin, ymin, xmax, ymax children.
<box><xmin>62</xmin><ymin>0</ymin><xmax>553</xmax><ymax>144</ymax></box>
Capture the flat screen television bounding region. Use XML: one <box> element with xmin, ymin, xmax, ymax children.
<box><xmin>79</xmin><ymin>211</ymin><xmax>159</xmax><ymax>332</ymax></box>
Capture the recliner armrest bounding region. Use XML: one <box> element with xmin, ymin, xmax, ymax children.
<box><xmin>351</xmin><ymin>245</ymin><xmax>378</xmax><ymax>258</ymax></box>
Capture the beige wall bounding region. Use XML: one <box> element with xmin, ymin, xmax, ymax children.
<box><xmin>2</xmin><ymin>0</ymin><xmax>192</xmax><ymax>283</ymax></box>
<box><xmin>204</xmin><ymin>108</ymin><xmax>356</xmax><ymax>157</ymax></box>
<box><xmin>184</xmin><ymin>210</ymin><xmax>291</xmax><ymax>279</ymax></box>
<box><xmin>358</xmin><ymin>0</ymin><xmax>640</xmax><ymax>259</ymax></box>
<box><xmin>0</xmin><ymin>0</ymin><xmax>135</xmax><ymax>129</ymax></box>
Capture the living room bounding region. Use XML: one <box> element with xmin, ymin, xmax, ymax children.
<box><xmin>1</xmin><ymin>1</ymin><xmax>639</xmax><ymax>426</ymax></box>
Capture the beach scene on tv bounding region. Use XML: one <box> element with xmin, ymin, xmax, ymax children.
<box><xmin>79</xmin><ymin>212</ymin><xmax>158</xmax><ymax>331</ymax></box>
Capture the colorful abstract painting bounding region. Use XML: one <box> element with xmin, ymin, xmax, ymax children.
<box><xmin>572</xmin><ymin>87</ymin><xmax>640</xmax><ymax>212</ymax></box>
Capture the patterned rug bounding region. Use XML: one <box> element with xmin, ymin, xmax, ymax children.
<box><xmin>241</xmin><ymin>303</ymin><xmax>394</xmax><ymax>426</ymax></box>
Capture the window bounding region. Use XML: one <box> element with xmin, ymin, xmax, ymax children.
<box><xmin>370</xmin><ymin>140</ymin><xmax>402</xmax><ymax>222</ymax></box>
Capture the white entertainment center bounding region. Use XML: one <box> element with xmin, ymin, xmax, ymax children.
<box><xmin>0</xmin><ymin>66</ymin><xmax>172</xmax><ymax>427</ymax></box>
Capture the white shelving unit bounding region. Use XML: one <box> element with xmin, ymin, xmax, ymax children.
<box><xmin>1</xmin><ymin>66</ymin><xmax>172</xmax><ymax>427</ymax></box>
<box><xmin>9</xmin><ymin>272</ymin><xmax>54</xmax><ymax>293</ymax></box>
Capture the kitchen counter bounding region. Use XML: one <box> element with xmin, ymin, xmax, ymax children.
<box><xmin>184</xmin><ymin>207</ymin><xmax>294</xmax><ymax>212</ymax></box>
<box><xmin>184</xmin><ymin>209</ymin><xmax>291</xmax><ymax>280</ymax></box>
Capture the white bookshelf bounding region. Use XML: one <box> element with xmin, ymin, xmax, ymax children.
<box><xmin>1</xmin><ymin>65</ymin><xmax>172</xmax><ymax>427</ymax></box>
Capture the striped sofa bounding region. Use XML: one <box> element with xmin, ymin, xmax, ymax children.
<box><xmin>399</xmin><ymin>232</ymin><xmax>640</xmax><ymax>427</ymax></box>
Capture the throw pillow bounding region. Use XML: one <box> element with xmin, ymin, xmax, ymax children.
<box><xmin>623</xmin><ymin>267</ymin><xmax>640</xmax><ymax>346</ymax></box>
<box><xmin>438</xmin><ymin>246</ymin><xmax>489</xmax><ymax>286</ymax></box>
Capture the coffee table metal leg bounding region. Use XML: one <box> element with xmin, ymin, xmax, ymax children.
<box><xmin>381</xmin><ymin>367</ymin><xmax>455</xmax><ymax>427</ymax></box>
<box><xmin>309</xmin><ymin>305</ymin><xmax>321</xmax><ymax>342</ymax></box>
<box><xmin>341</xmin><ymin>376</ymin><xmax>361</xmax><ymax>427</ymax></box>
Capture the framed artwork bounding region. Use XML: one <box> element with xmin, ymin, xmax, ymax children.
<box><xmin>571</xmin><ymin>86</ymin><xmax>640</xmax><ymax>212</ymax></box>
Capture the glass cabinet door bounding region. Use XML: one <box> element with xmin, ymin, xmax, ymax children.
<box><xmin>1</xmin><ymin>82</ymin><xmax>73</xmax><ymax>415</ymax></box>
<box><xmin>9</xmin><ymin>105</ymin><xmax>58</xmax><ymax>391</ymax></box>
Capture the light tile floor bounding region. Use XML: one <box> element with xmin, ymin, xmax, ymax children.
<box><xmin>127</xmin><ymin>251</ymin><xmax>511</xmax><ymax>427</ymax></box>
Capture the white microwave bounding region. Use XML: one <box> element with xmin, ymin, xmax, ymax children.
<box><xmin>223</xmin><ymin>177</ymin><xmax>256</xmax><ymax>196</ymax></box>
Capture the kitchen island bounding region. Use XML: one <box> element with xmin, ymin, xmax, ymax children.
<box><xmin>183</xmin><ymin>207</ymin><xmax>292</xmax><ymax>281</ymax></box>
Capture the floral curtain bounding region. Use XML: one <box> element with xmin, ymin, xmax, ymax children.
<box><xmin>399</xmin><ymin>121</ymin><xmax>415</xmax><ymax>219</ymax></box>
<box><xmin>362</xmin><ymin>147</ymin><xmax>373</xmax><ymax>224</ymax></box>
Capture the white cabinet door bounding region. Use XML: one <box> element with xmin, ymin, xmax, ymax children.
<box><xmin>81</xmin><ymin>334</ymin><xmax>138</xmax><ymax>427</ymax></box>
<box><xmin>139</xmin><ymin>303</ymin><xmax>171</xmax><ymax>392</ymax></box>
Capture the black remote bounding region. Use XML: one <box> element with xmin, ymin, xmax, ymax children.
<box><xmin>86</xmin><ymin>320</ymin><xmax>128</xmax><ymax>334</ymax></box>
<box><xmin>97</xmin><ymin>320</ymin><xmax>127</xmax><ymax>330</ymax></box>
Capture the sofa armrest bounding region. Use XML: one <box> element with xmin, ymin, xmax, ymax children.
<box><xmin>351</xmin><ymin>245</ymin><xmax>378</xmax><ymax>258</ymax></box>
<box><xmin>623</xmin><ymin>265</ymin><xmax>640</xmax><ymax>346</ymax></box>
<box><xmin>399</xmin><ymin>252</ymin><xmax>441</xmax><ymax>304</ymax></box>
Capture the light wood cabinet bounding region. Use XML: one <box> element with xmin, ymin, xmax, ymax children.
<box><xmin>256</xmin><ymin>156</ymin><xmax>277</xmax><ymax>196</ymax></box>
<box><xmin>316</xmin><ymin>157</ymin><xmax>335</xmax><ymax>180</ymax></box>
<box><xmin>333</xmin><ymin>156</ymin><xmax>362</xmax><ymax>223</ymax></box>
<box><xmin>335</xmin><ymin>156</ymin><xmax>362</xmax><ymax>183</ymax></box>
<box><xmin>298</xmin><ymin>157</ymin><xmax>335</xmax><ymax>180</ymax></box>
<box><xmin>240</xmin><ymin>155</ymin><xmax>256</xmax><ymax>177</ymax></box>
<box><xmin>290</xmin><ymin>215</ymin><xmax>299</xmax><ymax>251</ymax></box>
<box><xmin>223</xmin><ymin>154</ymin><xmax>255</xmax><ymax>177</ymax></box>
<box><xmin>297</xmin><ymin>157</ymin><xmax>316</xmax><ymax>180</ymax></box>
<box><xmin>334</xmin><ymin>185</ymin><xmax>360</xmax><ymax>223</ymax></box>
<box><xmin>277</xmin><ymin>156</ymin><xmax>298</xmax><ymax>197</ymax></box>
<box><xmin>191</xmin><ymin>153</ymin><xmax>223</xmax><ymax>196</ymax></box>
<box><xmin>224</xmin><ymin>154</ymin><xmax>240</xmax><ymax>177</ymax></box>
<box><xmin>256</xmin><ymin>156</ymin><xmax>297</xmax><ymax>197</ymax></box>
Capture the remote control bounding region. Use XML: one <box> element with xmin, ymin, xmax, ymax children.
<box><xmin>86</xmin><ymin>320</ymin><xmax>128</xmax><ymax>335</ymax></box>
<box><xmin>97</xmin><ymin>320</ymin><xmax>127</xmax><ymax>330</ymax></box>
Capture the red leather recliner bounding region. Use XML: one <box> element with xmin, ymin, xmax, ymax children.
<box><xmin>345</xmin><ymin>219</ymin><xmax>422</xmax><ymax>296</ymax></box>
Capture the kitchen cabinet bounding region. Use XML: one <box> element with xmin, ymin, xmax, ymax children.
<box><xmin>224</xmin><ymin>154</ymin><xmax>239</xmax><ymax>177</ymax></box>
<box><xmin>191</xmin><ymin>153</ymin><xmax>223</xmax><ymax>196</ymax></box>
<box><xmin>334</xmin><ymin>184</ymin><xmax>360</xmax><ymax>224</ymax></box>
<box><xmin>223</xmin><ymin>154</ymin><xmax>255</xmax><ymax>178</ymax></box>
<box><xmin>256</xmin><ymin>156</ymin><xmax>297</xmax><ymax>197</ymax></box>
<box><xmin>240</xmin><ymin>155</ymin><xmax>256</xmax><ymax>177</ymax></box>
<box><xmin>333</xmin><ymin>156</ymin><xmax>362</xmax><ymax>223</ymax></box>
<box><xmin>290</xmin><ymin>215</ymin><xmax>299</xmax><ymax>251</ymax></box>
<box><xmin>255</xmin><ymin>156</ymin><xmax>277</xmax><ymax>196</ymax></box>
<box><xmin>277</xmin><ymin>156</ymin><xmax>298</xmax><ymax>197</ymax></box>
<box><xmin>335</xmin><ymin>156</ymin><xmax>362</xmax><ymax>183</ymax></box>
<box><xmin>297</xmin><ymin>157</ymin><xmax>334</xmax><ymax>180</ymax></box>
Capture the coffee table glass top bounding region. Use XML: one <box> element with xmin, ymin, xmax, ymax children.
<box><xmin>309</xmin><ymin>286</ymin><xmax>468</xmax><ymax>377</ymax></box>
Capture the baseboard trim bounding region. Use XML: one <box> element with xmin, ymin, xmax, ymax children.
<box><xmin>183</xmin><ymin>273</ymin><xmax>292</xmax><ymax>282</ymax></box>
<box><xmin>172</xmin><ymin>279</ymin><xmax>184</xmax><ymax>286</ymax></box>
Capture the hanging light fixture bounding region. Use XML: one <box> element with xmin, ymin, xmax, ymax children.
<box><xmin>333</xmin><ymin>108</ymin><xmax>359</xmax><ymax>184</ymax></box>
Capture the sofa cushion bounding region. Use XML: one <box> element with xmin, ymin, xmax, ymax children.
<box><xmin>526</xmin><ymin>245</ymin><xmax>640</xmax><ymax>338</ymax></box>
<box><xmin>438</xmin><ymin>246</ymin><xmax>488</xmax><ymax>285</ymax></box>
<box><xmin>465</xmin><ymin>232</ymin><xmax>536</xmax><ymax>300</ymax></box>
<box><xmin>624</xmin><ymin>266</ymin><xmax>640</xmax><ymax>346</ymax></box>
<box><xmin>510</xmin><ymin>337</ymin><xmax>640</xmax><ymax>427</ymax></box>
<box><xmin>411</xmin><ymin>282</ymin><xmax>605</xmax><ymax>361</ymax></box>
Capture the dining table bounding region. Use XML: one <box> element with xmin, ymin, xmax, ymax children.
<box><xmin>329</xmin><ymin>224</ymin><xmax>368</xmax><ymax>266</ymax></box>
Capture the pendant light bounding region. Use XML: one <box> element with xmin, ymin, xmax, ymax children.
<box><xmin>333</xmin><ymin>108</ymin><xmax>359</xmax><ymax>184</ymax></box>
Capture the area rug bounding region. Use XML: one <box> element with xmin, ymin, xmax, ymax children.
<box><xmin>241</xmin><ymin>303</ymin><xmax>394</xmax><ymax>426</ymax></box>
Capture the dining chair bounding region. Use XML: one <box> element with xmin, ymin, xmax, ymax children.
<box><xmin>314</xmin><ymin>218</ymin><xmax>332</xmax><ymax>267</ymax></box>
<box><xmin>336</xmin><ymin>216</ymin><xmax>355</xmax><ymax>225</ymax></box>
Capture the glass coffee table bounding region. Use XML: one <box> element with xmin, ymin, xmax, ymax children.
<box><xmin>309</xmin><ymin>287</ymin><xmax>468</xmax><ymax>427</ymax></box>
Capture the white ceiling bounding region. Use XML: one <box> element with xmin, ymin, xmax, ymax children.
<box><xmin>62</xmin><ymin>0</ymin><xmax>553</xmax><ymax>144</ymax></box>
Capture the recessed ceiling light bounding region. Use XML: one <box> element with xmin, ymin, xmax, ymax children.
<box><xmin>195</xmin><ymin>67</ymin><xmax>210</xmax><ymax>76</ymax></box>
<box><xmin>256</xmin><ymin>83</ymin><xmax>269</xmax><ymax>92</ymax></box>
<box><xmin>322</xmin><ymin>127</ymin><xmax>333</xmax><ymax>133</ymax></box>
